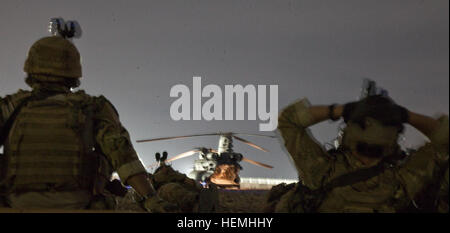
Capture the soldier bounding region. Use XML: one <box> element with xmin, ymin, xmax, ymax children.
<box><xmin>150</xmin><ymin>163</ymin><xmax>202</xmax><ymax>212</ymax></box>
<box><xmin>147</xmin><ymin>151</ymin><xmax>219</xmax><ymax>213</ymax></box>
<box><xmin>274</xmin><ymin>95</ymin><xmax>448</xmax><ymax>213</ymax></box>
<box><xmin>0</xmin><ymin>33</ymin><xmax>176</xmax><ymax>212</ymax></box>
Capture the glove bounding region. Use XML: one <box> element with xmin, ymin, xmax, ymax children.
<box><xmin>342</xmin><ymin>101</ymin><xmax>359</xmax><ymax>123</ymax></box>
<box><xmin>143</xmin><ymin>195</ymin><xmax>179</xmax><ymax>213</ymax></box>
<box><xmin>343</xmin><ymin>95</ymin><xmax>409</xmax><ymax>124</ymax></box>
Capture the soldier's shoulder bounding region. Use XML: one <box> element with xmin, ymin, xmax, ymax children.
<box><xmin>5</xmin><ymin>89</ymin><xmax>32</xmax><ymax>99</ymax></box>
<box><xmin>1</xmin><ymin>89</ymin><xmax>32</xmax><ymax>118</ymax></box>
<box><xmin>65</xmin><ymin>90</ymin><xmax>98</xmax><ymax>109</ymax></box>
<box><xmin>70</xmin><ymin>91</ymin><xmax>114</xmax><ymax>107</ymax></box>
<box><xmin>1</xmin><ymin>89</ymin><xmax>32</xmax><ymax>105</ymax></box>
<box><xmin>79</xmin><ymin>93</ymin><xmax>120</xmax><ymax>117</ymax></box>
<box><xmin>15</xmin><ymin>89</ymin><xmax>32</xmax><ymax>96</ymax></box>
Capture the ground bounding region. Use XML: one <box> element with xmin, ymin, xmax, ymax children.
<box><xmin>216</xmin><ymin>190</ymin><xmax>269</xmax><ymax>213</ymax></box>
<box><xmin>115</xmin><ymin>188</ymin><xmax>270</xmax><ymax>213</ymax></box>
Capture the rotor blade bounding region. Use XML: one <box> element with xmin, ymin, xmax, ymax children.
<box><xmin>233</xmin><ymin>136</ymin><xmax>270</xmax><ymax>152</ymax></box>
<box><xmin>136</xmin><ymin>133</ymin><xmax>224</xmax><ymax>143</ymax></box>
<box><xmin>165</xmin><ymin>150</ymin><xmax>200</xmax><ymax>163</ymax></box>
<box><xmin>242</xmin><ymin>157</ymin><xmax>273</xmax><ymax>169</ymax></box>
<box><xmin>234</xmin><ymin>133</ymin><xmax>277</xmax><ymax>138</ymax></box>
<box><xmin>137</xmin><ymin>132</ymin><xmax>276</xmax><ymax>143</ymax></box>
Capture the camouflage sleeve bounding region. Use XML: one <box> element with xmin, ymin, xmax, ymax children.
<box><xmin>398</xmin><ymin>115</ymin><xmax>449</xmax><ymax>199</ymax></box>
<box><xmin>278</xmin><ymin>98</ymin><xmax>332</xmax><ymax>189</ymax></box>
<box><xmin>93</xmin><ymin>96</ymin><xmax>147</xmax><ymax>184</ymax></box>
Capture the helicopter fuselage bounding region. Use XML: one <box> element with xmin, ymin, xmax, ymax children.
<box><xmin>188</xmin><ymin>135</ymin><xmax>245</xmax><ymax>185</ymax></box>
<box><xmin>143</xmin><ymin>133</ymin><xmax>273</xmax><ymax>188</ymax></box>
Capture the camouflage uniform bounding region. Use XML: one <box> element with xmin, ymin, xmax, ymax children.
<box><xmin>274</xmin><ymin>98</ymin><xmax>449</xmax><ymax>213</ymax></box>
<box><xmin>0</xmin><ymin>84</ymin><xmax>147</xmax><ymax>210</ymax></box>
<box><xmin>0</xmin><ymin>35</ymin><xmax>168</xmax><ymax>212</ymax></box>
<box><xmin>437</xmin><ymin>167</ymin><xmax>449</xmax><ymax>212</ymax></box>
<box><xmin>150</xmin><ymin>164</ymin><xmax>201</xmax><ymax>212</ymax></box>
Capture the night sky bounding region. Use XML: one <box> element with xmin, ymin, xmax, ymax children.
<box><xmin>1</xmin><ymin>0</ymin><xmax>448</xmax><ymax>179</ymax></box>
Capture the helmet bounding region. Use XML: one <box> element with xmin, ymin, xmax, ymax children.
<box><xmin>24</xmin><ymin>36</ymin><xmax>82</xmax><ymax>79</ymax></box>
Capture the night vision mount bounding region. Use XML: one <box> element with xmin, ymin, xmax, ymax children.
<box><xmin>360</xmin><ymin>78</ymin><xmax>389</xmax><ymax>99</ymax></box>
<box><xmin>48</xmin><ymin>17</ymin><xmax>82</xmax><ymax>40</ymax></box>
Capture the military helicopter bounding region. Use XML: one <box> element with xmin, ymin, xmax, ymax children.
<box><xmin>136</xmin><ymin>132</ymin><xmax>275</xmax><ymax>188</ymax></box>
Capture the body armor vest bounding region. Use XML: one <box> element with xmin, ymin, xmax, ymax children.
<box><xmin>4</xmin><ymin>92</ymin><xmax>97</xmax><ymax>192</ymax></box>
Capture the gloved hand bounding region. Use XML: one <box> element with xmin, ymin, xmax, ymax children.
<box><xmin>342</xmin><ymin>101</ymin><xmax>359</xmax><ymax>123</ymax></box>
<box><xmin>143</xmin><ymin>195</ymin><xmax>179</xmax><ymax>213</ymax></box>
<box><xmin>343</xmin><ymin>95</ymin><xmax>408</xmax><ymax>125</ymax></box>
